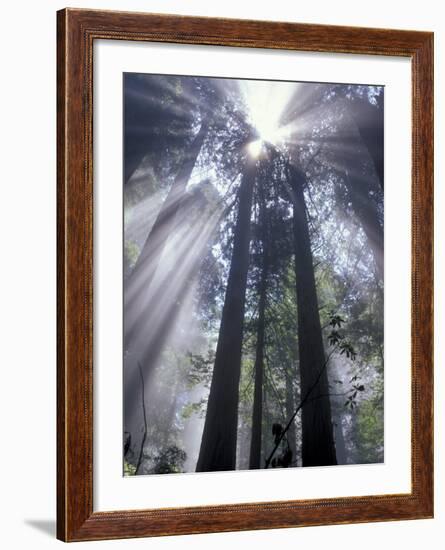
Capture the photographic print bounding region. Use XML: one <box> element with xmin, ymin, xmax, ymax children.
<box><xmin>123</xmin><ymin>73</ymin><xmax>384</xmax><ymax>476</ymax></box>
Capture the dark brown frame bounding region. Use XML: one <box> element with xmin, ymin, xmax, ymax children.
<box><xmin>57</xmin><ymin>8</ymin><xmax>434</xmax><ymax>542</ymax></box>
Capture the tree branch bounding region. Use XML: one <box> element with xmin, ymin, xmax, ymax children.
<box><xmin>135</xmin><ymin>362</ymin><xmax>148</xmax><ymax>475</ymax></box>
<box><xmin>264</xmin><ymin>348</ymin><xmax>336</xmax><ymax>468</ymax></box>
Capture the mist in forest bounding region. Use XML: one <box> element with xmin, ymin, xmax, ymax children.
<box><xmin>122</xmin><ymin>72</ymin><xmax>384</xmax><ymax>476</ymax></box>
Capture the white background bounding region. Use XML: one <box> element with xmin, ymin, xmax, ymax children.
<box><xmin>0</xmin><ymin>0</ymin><xmax>442</xmax><ymax>548</ymax></box>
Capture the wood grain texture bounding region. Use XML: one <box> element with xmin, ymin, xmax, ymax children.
<box><xmin>57</xmin><ymin>8</ymin><xmax>434</xmax><ymax>542</ymax></box>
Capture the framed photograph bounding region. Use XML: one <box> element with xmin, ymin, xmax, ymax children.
<box><xmin>57</xmin><ymin>8</ymin><xmax>433</xmax><ymax>542</ymax></box>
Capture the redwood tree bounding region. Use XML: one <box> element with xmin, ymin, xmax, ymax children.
<box><xmin>249</xmin><ymin>178</ymin><xmax>269</xmax><ymax>470</ymax></box>
<box><xmin>288</xmin><ymin>162</ymin><xmax>337</xmax><ymax>467</ymax></box>
<box><xmin>196</xmin><ymin>155</ymin><xmax>256</xmax><ymax>472</ymax></box>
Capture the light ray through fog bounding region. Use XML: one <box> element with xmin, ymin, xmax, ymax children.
<box><xmin>123</xmin><ymin>73</ymin><xmax>384</xmax><ymax>475</ymax></box>
<box><xmin>125</xmin><ymin>197</ymin><xmax>224</xmax><ymax>347</ymax></box>
<box><xmin>240</xmin><ymin>80</ymin><xmax>298</xmax><ymax>150</ymax></box>
<box><xmin>124</xmin><ymin>196</ymin><xmax>228</xmax><ymax>430</ymax></box>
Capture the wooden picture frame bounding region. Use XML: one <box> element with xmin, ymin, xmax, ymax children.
<box><xmin>57</xmin><ymin>8</ymin><xmax>434</xmax><ymax>542</ymax></box>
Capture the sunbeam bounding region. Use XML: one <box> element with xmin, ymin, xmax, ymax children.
<box><xmin>240</xmin><ymin>80</ymin><xmax>298</xmax><ymax>154</ymax></box>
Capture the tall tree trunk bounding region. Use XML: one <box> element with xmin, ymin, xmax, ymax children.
<box><xmin>285</xmin><ymin>363</ymin><xmax>297</xmax><ymax>464</ymax></box>
<box><xmin>249</xmin><ymin>185</ymin><xmax>269</xmax><ymax>470</ymax></box>
<box><xmin>124</xmin><ymin>119</ymin><xmax>209</xmax><ymax>349</ymax></box>
<box><xmin>349</xmin><ymin>94</ymin><xmax>384</xmax><ymax>190</ymax></box>
<box><xmin>236</xmin><ymin>419</ymin><xmax>251</xmax><ymax>470</ymax></box>
<box><xmin>288</xmin><ymin>163</ymin><xmax>337</xmax><ymax>467</ymax></box>
<box><xmin>334</xmin><ymin>415</ymin><xmax>347</xmax><ymax>465</ymax></box>
<box><xmin>343</xmin><ymin>170</ymin><xmax>384</xmax><ymax>281</ymax></box>
<box><xmin>196</xmin><ymin>157</ymin><xmax>256</xmax><ymax>472</ymax></box>
<box><xmin>262</xmin><ymin>383</ymin><xmax>271</xmax><ymax>461</ymax></box>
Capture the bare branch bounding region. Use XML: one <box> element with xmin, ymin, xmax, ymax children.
<box><xmin>135</xmin><ymin>362</ymin><xmax>148</xmax><ymax>475</ymax></box>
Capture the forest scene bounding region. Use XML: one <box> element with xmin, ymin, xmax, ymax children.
<box><xmin>123</xmin><ymin>73</ymin><xmax>384</xmax><ymax>476</ymax></box>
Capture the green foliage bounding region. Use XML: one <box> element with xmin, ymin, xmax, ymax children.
<box><xmin>150</xmin><ymin>446</ymin><xmax>187</xmax><ymax>474</ymax></box>
<box><xmin>125</xmin><ymin>166</ymin><xmax>159</xmax><ymax>209</ymax></box>
<box><xmin>270</xmin><ymin>423</ymin><xmax>294</xmax><ymax>468</ymax></box>
<box><xmin>124</xmin><ymin>239</ymin><xmax>140</xmax><ymax>276</ymax></box>
<box><xmin>270</xmin><ymin>446</ymin><xmax>293</xmax><ymax>468</ymax></box>
<box><xmin>124</xmin><ymin>460</ymin><xmax>136</xmax><ymax>476</ymax></box>
<box><xmin>329</xmin><ymin>313</ymin><xmax>345</xmax><ymax>328</ymax></box>
<box><xmin>338</xmin><ymin>341</ymin><xmax>357</xmax><ymax>360</ymax></box>
<box><xmin>175</xmin><ymin>80</ymin><xmax>183</xmax><ymax>97</ymax></box>
<box><xmin>185</xmin><ymin>350</ymin><xmax>215</xmax><ymax>389</ymax></box>
<box><xmin>327</xmin><ymin>312</ymin><xmax>357</xmax><ymax>360</ymax></box>
<box><xmin>354</xmin><ymin>397</ymin><xmax>384</xmax><ymax>463</ymax></box>
<box><xmin>181</xmin><ymin>399</ymin><xmax>207</xmax><ymax>420</ymax></box>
